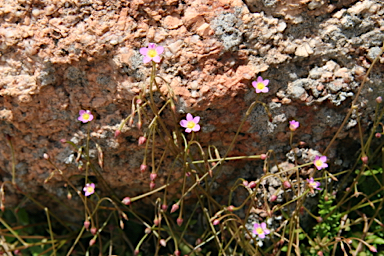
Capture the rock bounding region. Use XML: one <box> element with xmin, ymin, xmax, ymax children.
<box><xmin>0</xmin><ymin>0</ymin><xmax>382</xmax><ymax>220</ymax></box>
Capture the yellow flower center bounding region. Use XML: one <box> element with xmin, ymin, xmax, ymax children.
<box><xmin>148</xmin><ymin>49</ymin><xmax>157</xmax><ymax>58</ymax></box>
<box><xmin>83</xmin><ymin>113</ymin><xmax>90</xmax><ymax>120</ymax></box>
<box><xmin>310</xmin><ymin>182</ymin><xmax>317</xmax><ymax>187</ymax></box>
<box><xmin>256</xmin><ymin>227</ymin><xmax>264</xmax><ymax>235</ymax></box>
<box><xmin>315</xmin><ymin>159</ymin><xmax>323</xmax><ymax>166</ymax></box>
<box><xmin>257</xmin><ymin>82</ymin><xmax>265</xmax><ymax>90</ymax></box>
<box><xmin>86</xmin><ymin>186</ymin><xmax>94</xmax><ymax>193</ymax></box>
<box><xmin>187</xmin><ymin>121</ymin><xmax>196</xmax><ymax>129</ymax></box>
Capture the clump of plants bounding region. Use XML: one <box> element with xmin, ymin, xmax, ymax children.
<box><xmin>1</xmin><ymin>42</ymin><xmax>383</xmax><ymax>256</ymax></box>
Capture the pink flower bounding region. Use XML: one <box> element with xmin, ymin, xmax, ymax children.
<box><xmin>252</xmin><ymin>76</ymin><xmax>269</xmax><ymax>93</ymax></box>
<box><xmin>307</xmin><ymin>177</ymin><xmax>321</xmax><ymax>191</ymax></box>
<box><xmin>139</xmin><ymin>43</ymin><xmax>164</xmax><ymax>64</ymax></box>
<box><xmin>313</xmin><ymin>155</ymin><xmax>328</xmax><ymax>170</ymax></box>
<box><xmin>253</xmin><ymin>222</ymin><xmax>270</xmax><ymax>239</ymax></box>
<box><xmin>78</xmin><ymin>110</ymin><xmax>94</xmax><ymax>123</ymax></box>
<box><xmin>289</xmin><ymin>120</ymin><xmax>300</xmax><ymax>131</ymax></box>
<box><xmin>180</xmin><ymin>113</ymin><xmax>200</xmax><ymax>133</ymax></box>
<box><xmin>83</xmin><ymin>183</ymin><xmax>95</xmax><ymax>197</ymax></box>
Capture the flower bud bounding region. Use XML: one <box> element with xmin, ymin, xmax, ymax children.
<box><xmin>226</xmin><ymin>205</ymin><xmax>235</xmax><ymax>212</ymax></box>
<box><xmin>177</xmin><ymin>217</ymin><xmax>183</xmax><ymax>226</ymax></box>
<box><xmin>160</xmin><ymin>239</ymin><xmax>166</xmax><ymax>247</ymax></box>
<box><xmin>60</xmin><ymin>138</ymin><xmax>67</xmax><ymax>143</ymax></box>
<box><xmin>43</xmin><ymin>153</ymin><xmax>50</xmax><ymax>160</ymax></box>
<box><xmin>369</xmin><ymin>246</ymin><xmax>377</xmax><ymax>253</ymax></box>
<box><xmin>67</xmin><ymin>192</ymin><xmax>72</xmax><ymax>200</ymax></box>
<box><xmin>161</xmin><ymin>204</ymin><xmax>168</xmax><ymax>211</ymax></box>
<box><xmin>260</xmin><ymin>154</ymin><xmax>267</xmax><ymax>160</ymax></box>
<box><xmin>84</xmin><ymin>220</ymin><xmax>90</xmax><ymax>230</ymax></box>
<box><xmin>375</xmin><ymin>132</ymin><xmax>382</xmax><ymax>138</ymax></box>
<box><xmin>150</xmin><ymin>173</ymin><xmax>157</xmax><ymax>181</ymax></box>
<box><xmin>317</xmin><ymin>251</ymin><xmax>324</xmax><ymax>256</ymax></box>
<box><xmin>270</xmin><ymin>194</ymin><xmax>277</xmax><ymax>202</ymax></box>
<box><xmin>170</xmin><ymin>204</ymin><xmax>179</xmax><ymax>213</ymax></box>
<box><xmin>317</xmin><ymin>217</ymin><xmax>323</xmax><ymax>223</ymax></box>
<box><xmin>114</xmin><ymin>130</ymin><xmax>121</xmax><ymax>138</ymax></box>
<box><xmin>138</xmin><ymin>136</ymin><xmax>146</xmax><ymax>145</ymax></box>
<box><xmin>89</xmin><ymin>238</ymin><xmax>96</xmax><ymax>246</ymax></box>
<box><xmin>91</xmin><ymin>227</ymin><xmax>97</xmax><ymax>235</ymax></box>
<box><xmin>136</xmin><ymin>98</ymin><xmax>143</xmax><ymax>105</ymax></box>
<box><xmin>145</xmin><ymin>227</ymin><xmax>151</xmax><ymax>234</ymax></box>
<box><xmin>376</xmin><ymin>96</ymin><xmax>382</xmax><ymax>104</ymax></box>
<box><xmin>283</xmin><ymin>180</ymin><xmax>291</xmax><ymax>189</ymax></box>
<box><xmin>122</xmin><ymin>197</ymin><xmax>131</xmax><ymax>205</ymax></box>
<box><xmin>361</xmin><ymin>155</ymin><xmax>368</xmax><ymax>164</ymax></box>
<box><xmin>242</xmin><ymin>180</ymin><xmax>249</xmax><ymax>186</ymax></box>
<box><xmin>137</xmin><ymin>121</ymin><xmax>142</xmax><ymax>130</ymax></box>
<box><xmin>174</xmin><ymin>250</ymin><xmax>181</xmax><ymax>256</ymax></box>
<box><xmin>248</xmin><ymin>181</ymin><xmax>256</xmax><ymax>189</ymax></box>
<box><xmin>140</xmin><ymin>164</ymin><xmax>147</xmax><ymax>173</ymax></box>
<box><xmin>134</xmin><ymin>249</ymin><xmax>139</xmax><ymax>256</ymax></box>
<box><xmin>150</xmin><ymin>181</ymin><xmax>155</xmax><ymax>190</ymax></box>
<box><xmin>154</xmin><ymin>217</ymin><xmax>161</xmax><ymax>226</ymax></box>
<box><xmin>213</xmin><ymin>219</ymin><xmax>220</xmax><ymax>225</ymax></box>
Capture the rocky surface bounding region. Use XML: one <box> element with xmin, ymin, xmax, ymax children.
<box><xmin>0</xmin><ymin>0</ymin><xmax>383</xmax><ymax>213</ymax></box>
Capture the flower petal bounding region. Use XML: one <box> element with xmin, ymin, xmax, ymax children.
<box><xmin>186</xmin><ymin>113</ymin><xmax>193</xmax><ymax>121</ymax></box>
<box><xmin>264</xmin><ymin>79</ymin><xmax>270</xmax><ymax>86</ymax></box>
<box><xmin>143</xmin><ymin>56</ymin><xmax>152</xmax><ymax>63</ymax></box>
<box><xmin>152</xmin><ymin>56</ymin><xmax>161</xmax><ymax>63</ymax></box>
<box><xmin>140</xmin><ymin>48</ymin><xmax>148</xmax><ymax>55</ymax></box>
<box><xmin>193</xmin><ymin>116</ymin><xmax>200</xmax><ymax>123</ymax></box>
<box><xmin>192</xmin><ymin>124</ymin><xmax>200</xmax><ymax>132</ymax></box>
<box><xmin>185</xmin><ymin>128</ymin><xmax>192</xmax><ymax>133</ymax></box>
<box><xmin>156</xmin><ymin>46</ymin><xmax>164</xmax><ymax>54</ymax></box>
<box><xmin>180</xmin><ymin>120</ymin><xmax>188</xmax><ymax>127</ymax></box>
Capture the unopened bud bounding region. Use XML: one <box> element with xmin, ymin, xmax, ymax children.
<box><xmin>122</xmin><ymin>197</ymin><xmax>131</xmax><ymax>205</ymax></box>
<box><xmin>14</xmin><ymin>249</ymin><xmax>21</xmax><ymax>255</ymax></box>
<box><xmin>260</xmin><ymin>154</ymin><xmax>267</xmax><ymax>160</ymax></box>
<box><xmin>213</xmin><ymin>219</ymin><xmax>220</xmax><ymax>225</ymax></box>
<box><xmin>1</xmin><ymin>204</ymin><xmax>4</xmax><ymax>212</ymax></box>
<box><xmin>114</xmin><ymin>130</ymin><xmax>121</xmax><ymax>138</ymax></box>
<box><xmin>145</xmin><ymin>227</ymin><xmax>151</xmax><ymax>234</ymax></box>
<box><xmin>248</xmin><ymin>181</ymin><xmax>256</xmax><ymax>189</ymax></box>
<box><xmin>174</xmin><ymin>250</ymin><xmax>181</xmax><ymax>256</ymax></box>
<box><xmin>84</xmin><ymin>220</ymin><xmax>90</xmax><ymax>230</ymax></box>
<box><xmin>270</xmin><ymin>194</ymin><xmax>277</xmax><ymax>202</ymax></box>
<box><xmin>317</xmin><ymin>251</ymin><xmax>324</xmax><ymax>256</ymax></box>
<box><xmin>170</xmin><ymin>204</ymin><xmax>179</xmax><ymax>213</ymax></box>
<box><xmin>140</xmin><ymin>164</ymin><xmax>147</xmax><ymax>173</ymax></box>
<box><xmin>242</xmin><ymin>180</ymin><xmax>249</xmax><ymax>186</ymax></box>
<box><xmin>162</xmin><ymin>204</ymin><xmax>168</xmax><ymax>211</ymax></box>
<box><xmin>136</xmin><ymin>98</ymin><xmax>143</xmax><ymax>105</ymax></box>
<box><xmin>91</xmin><ymin>227</ymin><xmax>97</xmax><ymax>235</ymax></box>
<box><xmin>369</xmin><ymin>246</ymin><xmax>377</xmax><ymax>253</ymax></box>
<box><xmin>375</xmin><ymin>132</ymin><xmax>382</xmax><ymax>138</ymax></box>
<box><xmin>317</xmin><ymin>217</ymin><xmax>323</xmax><ymax>223</ymax></box>
<box><xmin>226</xmin><ymin>205</ymin><xmax>234</xmax><ymax>212</ymax></box>
<box><xmin>376</xmin><ymin>96</ymin><xmax>382</xmax><ymax>104</ymax></box>
<box><xmin>177</xmin><ymin>217</ymin><xmax>183</xmax><ymax>226</ymax></box>
<box><xmin>134</xmin><ymin>249</ymin><xmax>139</xmax><ymax>256</ymax></box>
<box><xmin>171</xmin><ymin>101</ymin><xmax>176</xmax><ymax>113</ymax></box>
<box><xmin>120</xmin><ymin>219</ymin><xmax>124</xmax><ymax>229</ymax></box>
<box><xmin>136</xmin><ymin>121</ymin><xmax>142</xmax><ymax>130</ymax></box>
<box><xmin>283</xmin><ymin>180</ymin><xmax>291</xmax><ymax>189</ymax></box>
<box><xmin>89</xmin><ymin>238</ymin><xmax>96</xmax><ymax>246</ymax></box>
<box><xmin>150</xmin><ymin>181</ymin><xmax>155</xmax><ymax>190</ymax></box>
<box><xmin>160</xmin><ymin>239</ymin><xmax>166</xmax><ymax>247</ymax></box>
<box><xmin>154</xmin><ymin>217</ymin><xmax>161</xmax><ymax>226</ymax></box>
<box><xmin>138</xmin><ymin>136</ymin><xmax>146</xmax><ymax>145</ymax></box>
<box><xmin>361</xmin><ymin>155</ymin><xmax>368</xmax><ymax>164</ymax></box>
<box><xmin>150</xmin><ymin>173</ymin><xmax>157</xmax><ymax>181</ymax></box>
<box><xmin>43</xmin><ymin>153</ymin><xmax>50</xmax><ymax>160</ymax></box>
<box><xmin>60</xmin><ymin>138</ymin><xmax>67</xmax><ymax>143</ymax></box>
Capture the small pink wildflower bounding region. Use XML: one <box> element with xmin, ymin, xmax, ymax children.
<box><xmin>307</xmin><ymin>177</ymin><xmax>321</xmax><ymax>192</ymax></box>
<box><xmin>180</xmin><ymin>113</ymin><xmax>200</xmax><ymax>133</ymax></box>
<box><xmin>313</xmin><ymin>155</ymin><xmax>328</xmax><ymax>170</ymax></box>
<box><xmin>139</xmin><ymin>43</ymin><xmax>164</xmax><ymax>64</ymax></box>
<box><xmin>78</xmin><ymin>110</ymin><xmax>94</xmax><ymax>123</ymax></box>
<box><xmin>252</xmin><ymin>76</ymin><xmax>269</xmax><ymax>93</ymax></box>
<box><xmin>253</xmin><ymin>222</ymin><xmax>270</xmax><ymax>239</ymax></box>
<box><xmin>289</xmin><ymin>120</ymin><xmax>300</xmax><ymax>131</ymax></box>
<box><xmin>83</xmin><ymin>183</ymin><xmax>95</xmax><ymax>197</ymax></box>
